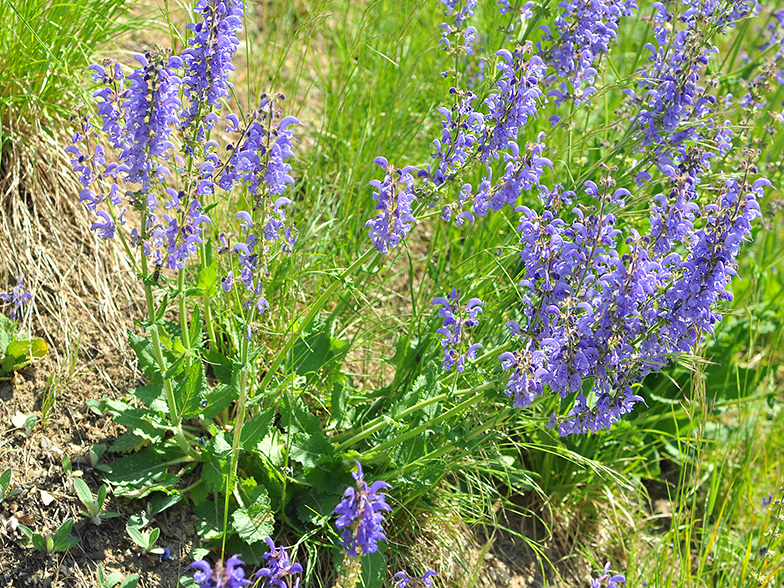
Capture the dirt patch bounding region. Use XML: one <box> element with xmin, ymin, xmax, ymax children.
<box><xmin>0</xmin><ymin>331</ymin><xmax>204</xmax><ymax>588</ymax></box>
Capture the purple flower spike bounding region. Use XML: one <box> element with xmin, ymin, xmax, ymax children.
<box><xmin>190</xmin><ymin>554</ymin><xmax>251</xmax><ymax>588</ymax></box>
<box><xmin>255</xmin><ymin>538</ymin><xmax>303</xmax><ymax>588</ymax></box>
<box><xmin>333</xmin><ymin>461</ymin><xmax>392</xmax><ymax>558</ymax></box>
<box><xmin>591</xmin><ymin>562</ymin><xmax>626</xmax><ymax>588</ymax></box>
<box><xmin>365</xmin><ymin>162</ymin><xmax>419</xmax><ymax>254</ymax></box>
<box><xmin>180</xmin><ymin>0</ymin><xmax>244</xmax><ymax>130</ymax></box>
<box><xmin>394</xmin><ymin>570</ymin><xmax>437</xmax><ymax>588</ymax></box>
<box><xmin>0</xmin><ymin>276</ymin><xmax>33</xmax><ymax>321</ymax></box>
<box><xmin>432</xmin><ymin>289</ymin><xmax>484</xmax><ymax>372</ymax></box>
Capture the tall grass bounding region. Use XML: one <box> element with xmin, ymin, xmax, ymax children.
<box><xmin>0</xmin><ymin>0</ymin><xmax>137</xmax><ymax>138</ymax></box>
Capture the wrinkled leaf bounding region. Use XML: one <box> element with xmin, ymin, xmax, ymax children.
<box><xmin>231</xmin><ymin>485</ymin><xmax>273</xmax><ymax>545</ymax></box>
<box><xmin>240</xmin><ymin>409</ymin><xmax>274</xmax><ymax>450</ymax></box>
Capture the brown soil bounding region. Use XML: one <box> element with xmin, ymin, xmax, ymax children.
<box><xmin>0</xmin><ymin>323</ymin><xmax>202</xmax><ymax>587</ymax></box>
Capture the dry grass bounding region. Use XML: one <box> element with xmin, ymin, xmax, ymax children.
<box><xmin>0</xmin><ymin>121</ymin><xmax>139</xmax><ymax>357</ymax></box>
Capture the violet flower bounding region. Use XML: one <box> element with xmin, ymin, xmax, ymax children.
<box><xmin>255</xmin><ymin>538</ymin><xmax>303</xmax><ymax>588</ymax></box>
<box><xmin>333</xmin><ymin>461</ymin><xmax>392</xmax><ymax>557</ymax></box>
<box><xmin>181</xmin><ymin>0</ymin><xmax>244</xmax><ymax>131</ymax></box>
<box><xmin>590</xmin><ymin>562</ymin><xmax>626</xmax><ymax>588</ymax></box>
<box><xmin>0</xmin><ymin>276</ymin><xmax>33</xmax><ymax>321</ymax></box>
<box><xmin>190</xmin><ymin>554</ymin><xmax>251</xmax><ymax>588</ymax></box>
<box><xmin>394</xmin><ymin>570</ymin><xmax>437</xmax><ymax>588</ymax></box>
<box><xmin>432</xmin><ymin>289</ymin><xmax>483</xmax><ymax>372</ymax></box>
<box><xmin>365</xmin><ymin>158</ymin><xmax>419</xmax><ymax>254</ymax></box>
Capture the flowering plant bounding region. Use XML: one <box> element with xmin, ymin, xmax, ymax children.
<box><xmin>57</xmin><ymin>0</ymin><xmax>779</xmax><ymax>583</ymax></box>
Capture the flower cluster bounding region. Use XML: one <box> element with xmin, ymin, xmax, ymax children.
<box><xmin>365</xmin><ymin>159</ymin><xmax>419</xmax><ymax>254</ymax></box>
<box><xmin>0</xmin><ymin>276</ymin><xmax>32</xmax><ymax>321</ymax></box>
<box><xmin>180</xmin><ymin>0</ymin><xmax>244</xmax><ymax>131</ymax></box>
<box><xmin>333</xmin><ymin>461</ymin><xmax>392</xmax><ymax>557</ymax></box>
<box><xmin>471</xmin><ymin>132</ymin><xmax>552</xmax><ymax>219</ymax></box>
<box><xmin>70</xmin><ymin>0</ymin><xmax>300</xmax><ymax>288</ymax></box>
<box><xmin>498</xmin><ymin>164</ymin><xmax>765</xmax><ymax>436</ymax></box>
<box><xmin>190</xmin><ymin>555</ymin><xmax>251</xmax><ymax>588</ymax></box>
<box><xmin>359</xmin><ymin>0</ymin><xmax>768</xmax><ymax>439</ymax></box>
<box><xmin>70</xmin><ymin>48</ymin><xmax>213</xmax><ymax>273</ymax></box>
<box><xmin>255</xmin><ymin>538</ymin><xmax>303</xmax><ymax>588</ymax></box>
<box><xmin>394</xmin><ymin>570</ymin><xmax>438</xmax><ymax>588</ymax></box>
<box><xmin>540</xmin><ymin>0</ymin><xmax>637</xmax><ymax>105</ymax></box>
<box><xmin>368</xmin><ymin>23</ymin><xmax>553</xmax><ymax>253</ymax></box>
<box><xmin>218</xmin><ymin>99</ymin><xmax>300</xmax><ymax>200</ymax></box>
<box><xmin>438</xmin><ymin>0</ymin><xmax>479</xmax><ymax>50</ymax></box>
<box><xmin>590</xmin><ymin>563</ymin><xmax>626</xmax><ymax>588</ymax></box>
<box><xmin>482</xmin><ymin>46</ymin><xmax>547</xmax><ymax>158</ymax></box>
<box><xmin>219</xmin><ymin>211</ymin><xmax>270</xmax><ymax>320</ymax></box>
<box><xmin>627</xmin><ymin>0</ymin><xmax>753</xmax><ymax>153</ymax></box>
<box><xmin>432</xmin><ymin>289</ymin><xmax>483</xmax><ymax>372</ymax></box>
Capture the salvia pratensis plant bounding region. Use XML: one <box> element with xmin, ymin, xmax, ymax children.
<box><xmin>366</xmin><ymin>0</ymin><xmax>769</xmax><ymax>436</ymax></box>
<box><xmin>58</xmin><ymin>0</ymin><xmax>781</xmax><ymax>583</ymax></box>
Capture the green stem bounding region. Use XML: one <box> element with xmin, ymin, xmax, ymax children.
<box><xmin>138</xmin><ymin>225</ymin><xmax>199</xmax><ymax>461</ymax></box>
<box><xmin>221</xmin><ymin>304</ymin><xmax>254</xmax><ymax>558</ymax></box>
<box><xmin>395</xmin><ymin>407</ymin><xmax>512</xmax><ymax>476</ymax></box>
<box><xmin>203</xmin><ymin>289</ymin><xmax>218</xmax><ymax>350</ymax></box>
<box><xmin>332</xmin><ymin>342</ymin><xmax>510</xmax><ymax>446</ymax></box>
<box><xmin>334</xmin><ymin>392</ymin><xmax>448</xmax><ymax>452</ymax></box>
<box><xmin>178</xmin><ymin>268</ymin><xmax>191</xmax><ymax>351</ymax></box>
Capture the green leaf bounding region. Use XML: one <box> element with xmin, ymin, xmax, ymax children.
<box><xmin>289</xmin><ymin>429</ymin><xmax>333</xmax><ymax>470</ymax></box>
<box><xmin>196</xmin><ymin>259</ymin><xmax>218</xmax><ymax>297</ymax></box>
<box><xmin>72</xmin><ymin>478</ymin><xmax>95</xmax><ymax>510</ymax></box>
<box><xmin>0</xmin><ymin>315</ymin><xmax>15</xmax><ymax>349</ymax></box>
<box><xmin>128</xmin><ymin>331</ymin><xmax>161</xmax><ymax>382</ymax></box>
<box><xmin>131</xmin><ymin>383</ymin><xmax>168</xmax><ymax>413</ymax></box>
<box><xmin>126</xmin><ymin>526</ymin><xmax>147</xmax><ymax>549</ymax></box>
<box><xmin>97</xmin><ymin>484</ymin><xmax>107</xmax><ymax>509</ymax></box>
<box><xmin>109</xmin><ymin>430</ymin><xmax>150</xmax><ymax>454</ymax></box>
<box><xmin>193</xmin><ymin>499</ymin><xmax>224</xmax><ymax>540</ymax></box>
<box><xmin>178</xmin><ymin>359</ymin><xmax>209</xmax><ymax>419</ymax></box>
<box><xmin>203</xmin><ymin>458</ymin><xmax>229</xmax><ymax>496</ymax></box>
<box><xmin>18</xmin><ymin>524</ymin><xmax>34</xmax><ymax>541</ymax></box>
<box><xmin>101</xmin><ymin>448</ymin><xmax>179</xmax><ymax>497</ymax></box>
<box><xmin>189</xmin><ymin>305</ymin><xmax>204</xmax><ymax>351</ymax></box>
<box><xmin>6</xmin><ymin>337</ymin><xmax>48</xmax><ymax>361</ymax></box>
<box><xmin>31</xmin><ymin>532</ymin><xmax>48</xmax><ymax>553</ymax></box>
<box><xmin>118</xmin><ymin>575</ymin><xmax>139</xmax><ymax>588</ymax></box>
<box><xmin>231</xmin><ymin>485</ymin><xmax>273</xmax><ymax>545</ymax></box>
<box><xmin>360</xmin><ymin>549</ymin><xmax>387</xmax><ymax>588</ymax></box>
<box><xmin>201</xmin><ymin>382</ymin><xmax>235</xmax><ymax>419</ymax></box>
<box><xmin>290</xmin><ymin>327</ymin><xmax>349</xmax><ymax>378</ymax></box>
<box><xmin>147</xmin><ymin>491</ymin><xmax>182</xmax><ymax>517</ymax></box>
<box><xmin>24</xmin><ymin>414</ymin><xmax>37</xmax><ymax>435</ymax></box>
<box><xmin>284</xmin><ymin>394</ymin><xmax>333</xmax><ymax>469</ymax></box>
<box><xmin>162</xmin><ymin>353</ymin><xmax>187</xmax><ymax>380</ymax></box>
<box><xmin>105</xmin><ymin>400</ymin><xmax>169</xmax><ymax>449</ymax></box>
<box><xmin>240</xmin><ymin>409</ymin><xmax>274</xmax><ymax>450</ymax></box>
<box><xmin>203</xmin><ymin>348</ymin><xmax>233</xmax><ymax>383</ymax></box>
<box><xmin>0</xmin><ymin>467</ymin><xmax>11</xmax><ymax>500</ymax></box>
<box><xmin>153</xmin><ymin>293</ymin><xmax>170</xmax><ymax>324</ymax></box>
<box><xmin>200</xmin><ymin>361</ymin><xmax>244</xmax><ymax>420</ymax></box>
<box><xmin>56</xmin><ymin>536</ymin><xmax>79</xmax><ymax>552</ymax></box>
<box><xmin>296</xmin><ymin>489</ymin><xmax>342</xmax><ymax>526</ymax></box>
<box><xmin>330</xmin><ymin>382</ymin><xmax>358</xmax><ymax>430</ymax></box>
<box><xmin>52</xmin><ymin>519</ymin><xmax>74</xmax><ymax>547</ymax></box>
<box><xmin>102</xmin><ymin>570</ymin><xmax>123</xmax><ymax>588</ymax></box>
